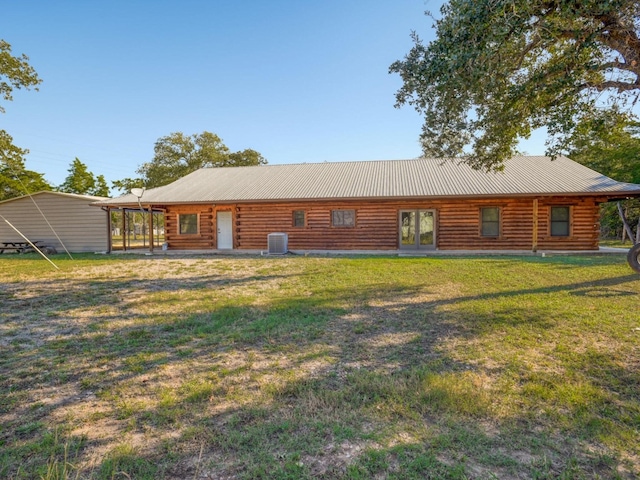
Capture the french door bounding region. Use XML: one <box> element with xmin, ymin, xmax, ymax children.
<box><xmin>399</xmin><ymin>210</ymin><xmax>436</xmax><ymax>250</ymax></box>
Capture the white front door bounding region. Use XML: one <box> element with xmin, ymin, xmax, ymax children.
<box><xmin>216</xmin><ymin>211</ymin><xmax>233</xmax><ymax>249</ymax></box>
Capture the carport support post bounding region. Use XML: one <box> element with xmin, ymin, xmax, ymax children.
<box><xmin>532</xmin><ymin>198</ymin><xmax>539</xmax><ymax>252</ymax></box>
<box><xmin>106</xmin><ymin>207</ymin><xmax>112</xmax><ymax>253</ymax></box>
<box><xmin>148</xmin><ymin>206</ymin><xmax>154</xmax><ymax>253</ymax></box>
<box><xmin>122</xmin><ymin>209</ymin><xmax>127</xmax><ymax>251</ymax></box>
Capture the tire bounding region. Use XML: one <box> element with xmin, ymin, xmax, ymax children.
<box><xmin>627</xmin><ymin>243</ymin><xmax>640</xmax><ymax>273</ymax></box>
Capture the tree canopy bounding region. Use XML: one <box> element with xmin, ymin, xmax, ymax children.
<box><xmin>113</xmin><ymin>131</ymin><xmax>267</xmax><ymax>191</ymax></box>
<box><xmin>390</xmin><ymin>0</ymin><xmax>640</xmax><ymax>171</ymax></box>
<box><xmin>58</xmin><ymin>158</ymin><xmax>110</xmax><ymax>197</ymax></box>
<box><xmin>0</xmin><ymin>40</ymin><xmax>40</xmax><ymax>114</ymax></box>
<box><xmin>569</xmin><ymin>109</ymin><xmax>640</xmax><ymax>184</ymax></box>
<box><xmin>0</xmin><ymin>132</ymin><xmax>51</xmax><ymax>201</ymax></box>
<box><xmin>568</xmin><ymin>109</ymin><xmax>640</xmax><ymax>240</ymax></box>
<box><xmin>0</xmin><ymin>40</ymin><xmax>46</xmax><ymax>200</ymax></box>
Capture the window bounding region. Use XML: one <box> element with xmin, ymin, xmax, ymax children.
<box><xmin>293</xmin><ymin>210</ymin><xmax>305</xmax><ymax>227</ymax></box>
<box><xmin>331</xmin><ymin>209</ymin><xmax>355</xmax><ymax>227</ymax></box>
<box><xmin>550</xmin><ymin>206</ymin><xmax>570</xmax><ymax>236</ymax></box>
<box><xmin>179</xmin><ymin>214</ymin><xmax>198</xmax><ymax>234</ymax></box>
<box><xmin>481</xmin><ymin>207</ymin><xmax>500</xmax><ymax>237</ymax></box>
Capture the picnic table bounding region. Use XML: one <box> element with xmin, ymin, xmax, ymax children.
<box><xmin>0</xmin><ymin>240</ymin><xmax>44</xmax><ymax>254</ymax></box>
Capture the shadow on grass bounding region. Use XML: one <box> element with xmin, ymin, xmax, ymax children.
<box><xmin>0</xmin><ymin>259</ymin><xmax>638</xmax><ymax>479</ymax></box>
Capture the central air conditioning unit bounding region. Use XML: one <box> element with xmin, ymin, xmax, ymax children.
<box><xmin>267</xmin><ymin>232</ymin><xmax>288</xmax><ymax>255</ymax></box>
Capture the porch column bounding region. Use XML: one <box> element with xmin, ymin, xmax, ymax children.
<box><xmin>106</xmin><ymin>207</ymin><xmax>112</xmax><ymax>253</ymax></box>
<box><xmin>532</xmin><ymin>198</ymin><xmax>539</xmax><ymax>252</ymax></box>
<box><xmin>148</xmin><ymin>207</ymin><xmax>154</xmax><ymax>253</ymax></box>
<box><xmin>122</xmin><ymin>209</ymin><xmax>127</xmax><ymax>251</ymax></box>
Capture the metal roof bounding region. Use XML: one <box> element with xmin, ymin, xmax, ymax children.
<box><xmin>96</xmin><ymin>156</ymin><xmax>640</xmax><ymax>206</ymax></box>
<box><xmin>1</xmin><ymin>191</ymin><xmax>108</xmax><ymax>206</ymax></box>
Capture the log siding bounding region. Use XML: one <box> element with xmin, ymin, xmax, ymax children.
<box><xmin>157</xmin><ymin>197</ymin><xmax>600</xmax><ymax>251</ymax></box>
<box><xmin>164</xmin><ymin>205</ymin><xmax>215</xmax><ymax>250</ymax></box>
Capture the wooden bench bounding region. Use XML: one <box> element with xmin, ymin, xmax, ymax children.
<box><xmin>0</xmin><ymin>241</ymin><xmax>45</xmax><ymax>254</ymax></box>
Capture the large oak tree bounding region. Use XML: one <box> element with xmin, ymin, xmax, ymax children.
<box><xmin>113</xmin><ymin>131</ymin><xmax>267</xmax><ymax>191</ymax></box>
<box><xmin>390</xmin><ymin>0</ymin><xmax>640</xmax><ymax>170</ymax></box>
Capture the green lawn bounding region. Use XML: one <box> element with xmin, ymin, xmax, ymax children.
<box><xmin>0</xmin><ymin>253</ymin><xmax>638</xmax><ymax>479</ymax></box>
<box><xmin>600</xmin><ymin>239</ymin><xmax>633</xmax><ymax>249</ymax></box>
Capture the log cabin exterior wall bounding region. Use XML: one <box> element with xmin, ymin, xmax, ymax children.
<box><xmin>164</xmin><ymin>205</ymin><xmax>216</xmax><ymax>249</ymax></box>
<box><xmin>156</xmin><ymin>196</ymin><xmax>601</xmax><ymax>251</ymax></box>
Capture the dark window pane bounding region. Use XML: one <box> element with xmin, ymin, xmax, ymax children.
<box><xmin>481</xmin><ymin>207</ymin><xmax>499</xmax><ymax>236</ymax></box>
<box><xmin>293</xmin><ymin>210</ymin><xmax>305</xmax><ymax>227</ymax></box>
<box><xmin>482</xmin><ymin>207</ymin><xmax>499</xmax><ymax>222</ymax></box>
<box><xmin>482</xmin><ymin>222</ymin><xmax>500</xmax><ymax>237</ymax></box>
<box><xmin>179</xmin><ymin>214</ymin><xmax>198</xmax><ymax>234</ymax></box>
<box><xmin>550</xmin><ymin>207</ymin><xmax>570</xmax><ymax>236</ymax></box>
<box><xmin>551</xmin><ymin>222</ymin><xmax>569</xmax><ymax>236</ymax></box>
<box><xmin>551</xmin><ymin>206</ymin><xmax>569</xmax><ymax>222</ymax></box>
<box><xmin>332</xmin><ymin>210</ymin><xmax>355</xmax><ymax>227</ymax></box>
<box><xmin>419</xmin><ymin>211</ymin><xmax>434</xmax><ymax>245</ymax></box>
<box><xmin>343</xmin><ymin>210</ymin><xmax>355</xmax><ymax>226</ymax></box>
<box><xmin>401</xmin><ymin>211</ymin><xmax>415</xmax><ymax>245</ymax></box>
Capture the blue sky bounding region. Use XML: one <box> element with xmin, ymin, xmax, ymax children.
<box><xmin>2</xmin><ymin>0</ymin><xmax>545</xmax><ymax>192</ymax></box>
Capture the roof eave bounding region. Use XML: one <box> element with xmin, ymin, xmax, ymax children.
<box><xmin>90</xmin><ymin>189</ymin><xmax>640</xmax><ymax>208</ymax></box>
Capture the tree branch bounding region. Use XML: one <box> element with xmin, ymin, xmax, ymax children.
<box><xmin>581</xmin><ymin>80</ymin><xmax>640</xmax><ymax>92</ymax></box>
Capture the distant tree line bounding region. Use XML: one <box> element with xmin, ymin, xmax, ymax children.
<box><xmin>2</xmin><ymin>130</ymin><xmax>268</xmax><ymax>201</ymax></box>
<box><xmin>111</xmin><ymin>131</ymin><xmax>267</xmax><ymax>192</ymax></box>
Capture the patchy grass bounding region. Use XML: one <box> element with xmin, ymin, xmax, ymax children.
<box><xmin>600</xmin><ymin>239</ymin><xmax>632</xmax><ymax>249</ymax></box>
<box><xmin>0</xmin><ymin>253</ymin><xmax>639</xmax><ymax>479</ymax></box>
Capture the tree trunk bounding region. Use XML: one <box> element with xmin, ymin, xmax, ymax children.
<box><xmin>618</xmin><ymin>202</ymin><xmax>636</xmax><ymax>244</ymax></box>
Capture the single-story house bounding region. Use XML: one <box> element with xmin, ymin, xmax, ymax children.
<box><xmin>0</xmin><ymin>191</ymin><xmax>109</xmax><ymax>253</ymax></box>
<box><xmin>94</xmin><ymin>156</ymin><xmax>640</xmax><ymax>253</ymax></box>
